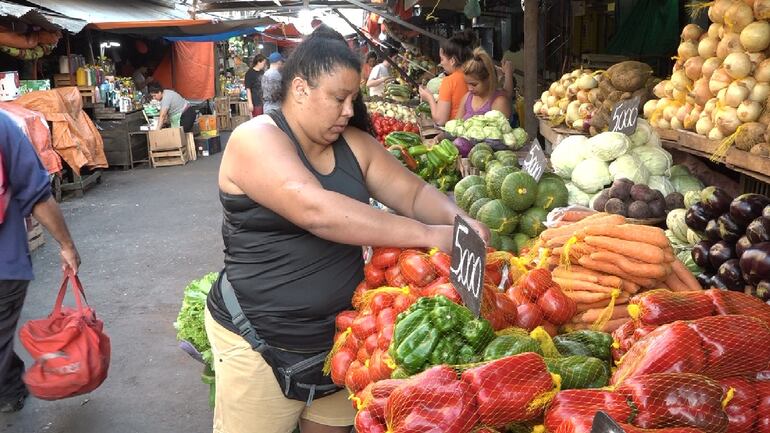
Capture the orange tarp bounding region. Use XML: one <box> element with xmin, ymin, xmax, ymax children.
<box><xmin>13</xmin><ymin>87</ymin><xmax>107</xmax><ymax>175</ymax></box>
<box><xmin>154</xmin><ymin>41</ymin><xmax>214</xmax><ymax>100</ymax></box>
<box><xmin>89</xmin><ymin>20</ymin><xmax>211</xmax><ymax>30</ymax></box>
<box><xmin>0</xmin><ymin>102</ymin><xmax>61</xmax><ymax>174</ymax></box>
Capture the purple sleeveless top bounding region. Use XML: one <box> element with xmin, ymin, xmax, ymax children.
<box><xmin>463</xmin><ymin>90</ymin><xmax>506</xmax><ymax>120</ymax></box>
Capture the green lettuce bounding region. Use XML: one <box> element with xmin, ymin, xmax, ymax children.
<box><xmin>175</xmin><ymin>272</ymin><xmax>219</xmax><ymax>366</ymax></box>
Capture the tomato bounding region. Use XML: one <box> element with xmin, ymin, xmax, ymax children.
<box><xmin>370</xmin><ymin>292</ymin><xmax>394</xmax><ymax>316</ymax></box>
<box><xmin>505</xmin><ymin>285</ymin><xmax>530</xmax><ymax>305</ymax></box>
<box><xmin>537</xmin><ymin>286</ymin><xmax>577</xmax><ymax>326</ymax></box>
<box><xmin>392</xmin><ymin>293</ymin><xmax>416</xmax><ymax>313</ymax></box>
<box><xmin>345</xmin><ymin>360</ymin><xmax>371</xmax><ymax>393</ymax></box>
<box><xmin>376</xmin><ymin>307</ymin><xmax>396</xmax><ymax>331</ymax></box>
<box><xmin>485</xmin><ymin>266</ymin><xmax>503</xmax><ymax>287</ymax></box>
<box><xmin>364</xmin><ymin>332</ymin><xmax>379</xmax><ymax>354</ymax></box>
<box><xmin>429</xmin><ymin>252</ymin><xmax>452</xmax><ymax>278</ymax></box>
<box><xmin>399</xmin><ymin>253</ymin><xmax>437</xmax><ymax>287</ymax></box>
<box><xmin>516</xmin><ymin>302</ymin><xmax>544</xmax><ymax>331</ymax></box>
<box><xmin>357</xmin><ymin>345</ymin><xmax>370</xmax><ymax>364</ymax></box>
<box><xmin>368</xmin><ymin>348</ymin><xmax>394</xmax><ymax>382</ymax></box>
<box><xmin>371</xmin><ymin>247</ymin><xmax>401</xmax><ymax>270</ymax></box>
<box><xmin>330</xmin><ymin>347</ymin><xmax>356</xmax><ymax>385</ymax></box>
<box><xmin>364</xmin><ymin>263</ymin><xmax>386</xmax><ymax>287</ymax></box>
<box><xmin>378</xmin><ymin>324</ymin><xmax>394</xmax><ymax>350</ymax></box>
<box><xmin>427</xmin><ymin>282</ymin><xmax>463</xmax><ymax>304</ymax></box>
<box><xmin>336</xmin><ymin>310</ymin><xmax>357</xmax><ymax>331</ymax></box>
<box><xmin>517</xmin><ymin>269</ymin><xmax>552</xmax><ymax>301</ymax></box>
<box><xmin>351</xmin><ymin>314</ymin><xmax>377</xmax><ymax>340</ymax></box>
<box><xmin>394</xmin><ymin>120</ymin><xmax>405</xmax><ymax>130</ymax></box>
<box><xmin>385</xmin><ymin>265</ymin><xmax>408</xmax><ymax>287</ymax></box>
<box><xmin>482</xmin><ymin>287</ymin><xmax>518</xmax><ymax>330</ymax></box>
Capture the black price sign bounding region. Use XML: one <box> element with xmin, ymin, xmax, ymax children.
<box><xmin>522</xmin><ymin>138</ymin><xmax>547</xmax><ymax>182</ymax></box>
<box><xmin>591</xmin><ymin>412</ymin><xmax>626</xmax><ymax>433</ymax></box>
<box><xmin>449</xmin><ymin>215</ymin><xmax>486</xmax><ymax>317</ymax></box>
<box><xmin>609</xmin><ymin>96</ymin><xmax>641</xmax><ymax>135</ymax></box>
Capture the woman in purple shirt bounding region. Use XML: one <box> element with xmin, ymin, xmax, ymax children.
<box><xmin>455</xmin><ymin>48</ymin><xmax>512</xmax><ymax>121</ymax></box>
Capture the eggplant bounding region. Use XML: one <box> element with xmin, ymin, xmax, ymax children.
<box><xmin>701</xmin><ymin>186</ymin><xmax>733</xmax><ymax>216</ymax></box>
<box><xmin>710</xmin><ymin>274</ymin><xmax>729</xmax><ymax>290</ymax></box>
<box><xmin>718</xmin><ymin>259</ymin><xmax>744</xmax><ymax>291</ymax></box>
<box><xmin>736</xmin><ymin>235</ymin><xmax>753</xmax><ymax>258</ymax></box>
<box><xmin>704</xmin><ymin>219</ymin><xmax>722</xmax><ymax>242</ymax></box>
<box><xmin>709</xmin><ymin>240</ymin><xmax>735</xmax><ymax>270</ymax></box>
<box><xmin>729</xmin><ymin>193</ymin><xmax>770</xmax><ymax>227</ymax></box>
<box><xmin>746</xmin><ymin>216</ymin><xmax>770</xmax><ymax>244</ymax></box>
<box><xmin>685</xmin><ymin>203</ymin><xmax>712</xmax><ymax>232</ymax></box>
<box><xmin>754</xmin><ymin>280</ymin><xmax>770</xmax><ymax>303</ymax></box>
<box><xmin>740</xmin><ymin>242</ymin><xmax>770</xmax><ymax>286</ymax></box>
<box><xmin>695</xmin><ymin>273</ymin><xmax>712</xmax><ymax>289</ymax></box>
<box><xmin>717</xmin><ymin>213</ymin><xmax>743</xmax><ymax>243</ymax></box>
<box><xmin>692</xmin><ymin>240</ymin><xmax>714</xmax><ymax>271</ymax></box>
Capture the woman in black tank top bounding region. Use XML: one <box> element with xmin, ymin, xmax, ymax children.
<box><xmin>207</xmin><ymin>26</ymin><xmax>489</xmax><ymax>433</ymax></box>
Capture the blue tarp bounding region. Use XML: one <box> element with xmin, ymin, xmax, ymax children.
<box><xmin>164</xmin><ymin>26</ymin><xmax>267</xmax><ymax>42</ymax></box>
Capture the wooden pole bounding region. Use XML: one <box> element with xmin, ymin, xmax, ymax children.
<box><xmin>66</xmin><ymin>34</ymin><xmax>74</xmax><ymax>85</ymax></box>
<box><xmin>524</xmin><ymin>0</ymin><xmax>538</xmax><ymax>139</ymax></box>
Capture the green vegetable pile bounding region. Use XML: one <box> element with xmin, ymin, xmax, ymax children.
<box><xmin>386</xmin><ymin>131</ymin><xmax>461</xmax><ymax>192</ymax></box>
<box><xmin>444</xmin><ymin>110</ymin><xmax>527</xmax><ymax>149</ymax></box>
<box><xmin>454</xmin><ymin>143</ymin><xmax>568</xmax><ymax>254</ymax></box>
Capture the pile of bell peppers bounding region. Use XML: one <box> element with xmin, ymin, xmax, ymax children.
<box><xmin>371</xmin><ymin>112</ymin><xmax>419</xmax><ymax>144</ymax></box>
<box><xmin>385</xmin><ymin>132</ymin><xmax>461</xmax><ymax>193</ymax></box>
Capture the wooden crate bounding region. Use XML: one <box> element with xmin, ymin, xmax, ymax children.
<box><xmin>53</xmin><ymin>73</ymin><xmax>75</xmax><ymax>88</ymax></box>
<box><xmin>150</xmin><ymin>145</ymin><xmax>189</xmax><ymax>167</ymax></box>
<box><xmin>653</xmin><ymin>127</ymin><xmax>680</xmax><ymax>142</ymax></box>
<box><xmin>217</xmin><ymin>115</ymin><xmax>231</xmax><ymax>131</ymax></box>
<box><xmin>78</xmin><ymin>86</ymin><xmax>97</xmax><ymax>106</ymax></box>
<box><xmin>214</xmin><ymin>97</ymin><xmax>230</xmax><ymax>115</ymax></box>
<box><xmin>26</xmin><ymin>217</ymin><xmax>45</xmax><ymax>252</ymax></box>
<box><xmin>234</xmin><ymin>101</ymin><xmax>250</xmax><ymax>117</ymax></box>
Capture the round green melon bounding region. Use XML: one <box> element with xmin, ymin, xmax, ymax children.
<box><xmin>477</xmin><ymin>199</ymin><xmax>519</xmax><ymax>235</ymax></box>
<box><xmin>469</xmin><ymin>197</ymin><xmax>493</xmax><ymax>219</ymax></box>
<box><xmin>500</xmin><ymin>235</ymin><xmax>517</xmax><ymax>254</ymax></box>
<box><xmin>534</xmin><ymin>177</ymin><xmax>569</xmax><ymax>211</ymax></box>
<box><xmin>454</xmin><ymin>175</ymin><xmax>485</xmax><ymax>202</ymax></box>
<box><xmin>512</xmin><ymin>233</ymin><xmax>531</xmax><ymax>254</ymax></box>
<box><xmin>495</xmin><ymin>150</ymin><xmax>518</xmax><ymax>167</ymax></box>
<box><xmin>501</xmin><ymin>171</ymin><xmax>538</xmax><ymax>211</ymax></box>
<box><xmin>489</xmin><ymin>229</ymin><xmax>502</xmax><ymax>250</ymax></box>
<box><xmin>519</xmin><ymin>207</ymin><xmax>548</xmax><ymax>238</ymax></box>
<box><xmin>460</xmin><ymin>184</ymin><xmax>488</xmax><ymax>211</ymax></box>
<box><xmin>469</xmin><ymin>143</ymin><xmax>493</xmax><ymax>159</ymax></box>
<box><xmin>470</xmin><ymin>150</ymin><xmax>494</xmax><ymax>171</ymax></box>
<box><xmin>486</xmin><ymin>165</ymin><xmax>519</xmax><ymax>199</ymax></box>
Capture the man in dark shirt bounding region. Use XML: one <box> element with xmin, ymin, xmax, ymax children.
<box><xmin>0</xmin><ymin>111</ymin><xmax>80</xmax><ymax>412</ymax></box>
<box><xmin>244</xmin><ymin>54</ymin><xmax>267</xmax><ymax>117</ymax></box>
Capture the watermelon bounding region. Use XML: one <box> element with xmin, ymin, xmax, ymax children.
<box><xmin>455</xmin><ymin>175</ymin><xmax>485</xmax><ymax>202</ymax></box>
<box><xmin>469</xmin><ymin>197</ymin><xmax>492</xmax><ymax>219</ymax></box>
<box><xmin>470</xmin><ymin>150</ymin><xmax>494</xmax><ymax>170</ymax></box>
<box><xmin>489</xmin><ymin>230</ymin><xmax>502</xmax><ymax>250</ymax></box>
<box><xmin>534</xmin><ymin>177</ymin><xmax>569</xmax><ymax>211</ymax></box>
<box><xmin>519</xmin><ymin>207</ymin><xmax>548</xmax><ymax>238</ymax></box>
<box><xmin>512</xmin><ymin>233</ymin><xmax>531</xmax><ymax>254</ymax></box>
<box><xmin>501</xmin><ymin>171</ymin><xmax>538</xmax><ymax>211</ymax></box>
<box><xmin>460</xmin><ymin>184</ymin><xmax>487</xmax><ymax>210</ymax></box>
<box><xmin>469</xmin><ymin>143</ymin><xmax>493</xmax><ymax>159</ymax></box>
<box><xmin>486</xmin><ymin>165</ymin><xmax>519</xmax><ymax>199</ymax></box>
<box><xmin>485</xmin><ymin>160</ymin><xmax>503</xmax><ymax>176</ymax></box>
<box><xmin>477</xmin><ymin>199</ymin><xmax>519</xmax><ymax>235</ymax></box>
<box><xmin>495</xmin><ymin>150</ymin><xmax>518</xmax><ymax>167</ymax></box>
<box><xmin>500</xmin><ymin>235</ymin><xmax>517</xmax><ymax>253</ymax></box>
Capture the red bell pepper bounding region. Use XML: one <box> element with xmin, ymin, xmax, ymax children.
<box><xmin>365</xmin><ymin>378</ymin><xmax>402</xmax><ymax>420</ymax></box>
<box><xmin>460</xmin><ymin>352</ymin><xmax>555</xmax><ymax>427</ymax></box>
<box><xmin>611</xmin><ymin>320</ymin><xmax>657</xmax><ymax>362</ymax></box>
<box><xmin>756</xmin><ymin>379</ymin><xmax>770</xmax><ymax>433</ymax></box>
<box><xmin>705</xmin><ymin>289</ymin><xmax>770</xmax><ymax>326</ymax></box>
<box><xmin>718</xmin><ymin>376</ymin><xmax>757</xmax><ymax>433</ymax></box>
<box><xmin>616</xmin><ymin>372</ymin><xmax>728</xmax><ymax>432</ymax></box>
<box><xmin>544</xmin><ymin>389</ymin><xmax>635</xmax><ymax>433</ymax></box>
<box><xmin>629</xmin><ymin>289</ymin><xmax>716</xmax><ymax>326</ymax></box>
<box><xmin>356</xmin><ymin>408</ymin><xmax>387</xmax><ymax>433</ymax></box>
<box><xmin>481</xmin><ymin>283</ymin><xmax>518</xmax><ymax>331</ymax></box>
<box><xmin>386</xmin><ymin>365</ymin><xmax>478</xmax><ymax>433</ymax></box>
<box><xmin>618</xmin><ymin>424</ymin><xmax>707</xmax><ymax>433</ymax></box>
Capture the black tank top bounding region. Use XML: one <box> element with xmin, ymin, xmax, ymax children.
<box><xmin>207</xmin><ymin>111</ymin><xmax>369</xmax><ymax>351</ymax></box>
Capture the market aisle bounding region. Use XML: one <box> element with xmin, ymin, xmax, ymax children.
<box><xmin>3</xmin><ymin>153</ymin><xmax>226</xmax><ymax>433</ymax></box>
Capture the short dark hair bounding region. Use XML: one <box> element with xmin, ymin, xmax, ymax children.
<box><xmin>365</xmin><ymin>51</ymin><xmax>378</xmax><ymax>62</ymax></box>
<box><xmin>251</xmin><ymin>53</ymin><xmax>267</xmax><ymax>68</ymax></box>
<box><xmin>147</xmin><ymin>82</ymin><xmax>163</xmax><ymax>94</ymax></box>
<box><xmin>440</xmin><ymin>29</ymin><xmax>478</xmax><ymax>66</ymax></box>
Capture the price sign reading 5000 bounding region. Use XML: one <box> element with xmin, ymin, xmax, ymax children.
<box><xmin>449</xmin><ymin>215</ymin><xmax>486</xmax><ymax>317</ymax></box>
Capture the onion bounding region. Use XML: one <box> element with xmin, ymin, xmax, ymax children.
<box><xmin>697</xmin><ymin>116</ymin><xmax>714</xmax><ymax>135</ymax></box>
<box><xmin>725</xmin><ymin>81</ymin><xmax>751</xmax><ymax>107</ymax></box>
<box><xmin>558</xmin><ymin>98</ymin><xmax>570</xmax><ymax>111</ymax></box>
<box><xmin>756</xmin><ymin>59</ymin><xmax>770</xmax><ymax>82</ymax></box>
<box><xmin>738</xmin><ymin>100</ymin><xmax>762</xmax><ymax>121</ymax></box>
<box><xmin>547</xmin><ymin>106</ymin><xmax>561</xmax><ymax>117</ymax></box>
<box><xmin>576</xmin><ymin>74</ymin><xmax>598</xmax><ymax>90</ymax></box>
<box><xmin>541</xmin><ymin>91</ymin><xmax>550</xmax><ymax>102</ymax></box>
<box><xmin>741</xmin><ymin>21</ymin><xmax>770</xmax><ymax>52</ymax></box>
<box><xmin>578</xmin><ymin>103</ymin><xmax>594</xmax><ymax>118</ymax></box>
<box><xmin>755</xmin><ymin>0</ymin><xmax>770</xmax><ymax>19</ymax></box>
<box><xmin>745</xmin><ymin>0</ymin><xmax>756</xmax><ymax>6</ymax></box>
<box><xmin>694</xmin><ymin>77</ymin><xmax>714</xmax><ymax>106</ymax></box>
<box><xmin>725</xmin><ymin>2</ymin><xmax>755</xmax><ymax>33</ymax></box>
<box><xmin>716</xmin><ymin>106</ymin><xmax>742</xmax><ymax>134</ymax></box>
<box><xmin>588</xmin><ymin>88</ymin><xmax>600</xmax><ymax>104</ymax></box>
<box><xmin>566</xmin><ymin>100</ymin><xmax>581</xmax><ymax>123</ymax></box>
<box><xmin>678</xmin><ymin>40</ymin><xmax>699</xmax><ymax>60</ymax></box>
<box><xmin>658</xmin><ymin>118</ymin><xmax>671</xmax><ymax>129</ymax></box>
<box><xmin>643</xmin><ymin>99</ymin><xmax>658</xmax><ymax>118</ymax></box>
<box><xmin>547</xmin><ymin>95</ymin><xmax>558</xmax><ymax>107</ymax></box>
<box><xmin>698</xmin><ymin>37</ymin><xmax>719</xmax><ymax>58</ymax></box>
<box><xmin>682</xmin><ymin>24</ymin><xmax>705</xmax><ymax>42</ymax></box>
<box><xmin>670</xmin><ymin>117</ymin><xmax>684</xmax><ymax>130</ymax></box>
<box><xmin>709</xmin><ymin>0</ymin><xmax>735</xmax><ymax>23</ymax></box>
<box><xmin>653</xmin><ymin>80</ymin><xmax>668</xmax><ymax>98</ymax></box>
<box><xmin>677</xmin><ymin>103</ymin><xmax>693</xmax><ymax>122</ymax></box>
<box><xmin>671</xmin><ymin>70</ymin><xmax>692</xmax><ymax>91</ymax></box>
<box><xmin>533</xmin><ymin>100</ymin><xmax>543</xmax><ymax>114</ymax></box>
<box><xmin>684</xmin><ymin>56</ymin><xmax>705</xmax><ymax>80</ymax></box>
<box><xmin>709</xmin><ymin>68</ymin><xmax>733</xmax><ymax>93</ymax></box>
<box><xmin>750</xmin><ymin>82</ymin><xmax>770</xmax><ymax>101</ymax></box>
<box><xmin>663</xmin><ymin>103</ymin><xmax>681</xmax><ymax>121</ymax></box>
<box><xmin>673</xmin><ymin>88</ymin><xmax>689</xmax><ymax>102</ymax></box>
<box><xmin>738</xmin><ymin>76</ymin><xmax>757</xmax><ymax>89</ymax></box>
<box><xmin>576</xmin><ymin>90</ymin><xmax>589</xmax><ymax>104</ymax></box>
<box><xmin>724</xmin><ymin>52</ymin><xmax>752</xmax><ymax>78</ymax></box>
<box><xmin>705</xmin><ymin>97</ymin><xmax>719</xmax><ymax>114</ymax></box>
<box><xmin>684</xmin><ymin>111</ymin><xmax>700</xmax><ymax>130</ymax></box>
<box><xmin>717</xmin><ymin>33</ymin><xmax>745</xmax><ymax>59</ymax></box>
<box><xmin>664</xmin><ymin>80</ymin><xmax>675</xmax><ymax>98</ymax></box>
<box><xmin>701</xmin><ymin>57</ymin><xmax>722</xmax><ymax>78</ymax></box>
<box><xmin>709</xmin><ymin>127</ymin><xmax>726</xmax><ymax>140</ymax></box>
<box><xmin>709</xmin><ymin>23</ymin><xmax>723</xmax><ymax>39</ymax></box>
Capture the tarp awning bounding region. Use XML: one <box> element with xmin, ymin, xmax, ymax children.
<box><xmin>0</xmin><ymin>0</ymin><xmax>87</xmax><ymax>33</ymax></box>
<box><xmin>91</xmin><ymin>17</ymin><xmax>277</xmax><ymax>38</ymax></box>
<box><xmin>23</xmin><ymin>0</ymin><xmax>189</xmax><ymax>24</ymax></box>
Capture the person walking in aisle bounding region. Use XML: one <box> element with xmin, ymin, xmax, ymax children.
<box><xmin>366</xmin><ymin>50</ymin><xmax>395</xmax><ymax>97</ymax></box>
<box><xmin>245</xmin><ymin>54</ymin><xmax>267</xmax><ymax>117</ymax></box>
<box><xmin>0</xmin><ymin>111</ymin><xmax>80</xmax><ymax>413</ymax></box>
<box><xmin>262</xmin><ymin>52</ymin><xmax>286</xmax><ymax>114</ymax></box>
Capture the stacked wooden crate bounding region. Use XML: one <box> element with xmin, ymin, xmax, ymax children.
<box><xmin>215</xmin><ymin>97</ymin><xmax>231</xmax><ymax>131</ymax></box>
<box><xmin>148</xmin><ymin>127</ymin><xmax>189</xmax><ymax>167</ymax></box>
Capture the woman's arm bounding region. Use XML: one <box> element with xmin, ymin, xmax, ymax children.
<box><xmin>246</xmin><ymin>88</ymin><xmax>254</xmax><ymax>113</ymax></box>
<box><xmin>456</xmin><ymin>93</ymin><xmax>469</xmax><ymax>120</ymax></box>
<box><xmin>156</xmin><ymin>108</ymin><xmax>168</xmax><ymax>130</ymax></box>
<box><xmin>502</xmin><ymin>60</ymin><xmax>514</xmax><ymax>99</ymax></box>
<box><xmin>419</xmin><ymin>87</ymin><xmax>452</xmax><ymax>125</ymax></box>
<box><xmin>491</xmin><ymin>94</ymin><xmax>513</xmax><ymax>119</ymax></box>
<box><xmin>220</xmin><ymin>121</ymin><xmax>457</xmax><ymax>251</ymax></box>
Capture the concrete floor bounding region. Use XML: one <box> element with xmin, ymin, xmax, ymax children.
<box><xmin>3</xmin><ymin>149</ymin><xmax>227</xmax><ymax>433</ymax></box>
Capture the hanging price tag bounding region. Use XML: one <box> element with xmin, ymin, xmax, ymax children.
<box><xmin>591</xmin><ymin>411</ymin><xmax>626</xmax><ymax>433</ymax></box>
<box><xmin>449</xmin><ymin>215</ymin><xmax>486</xmax><ymax>317</ymax></box>
<box><xmin>609</xmin><ymin>96</ymin><xmax>641</xmax><ymax>135</ymax></box>
<box><xmin>522</xmin><ymin>138</ymin><xmax>547</xmax><ymax>182</ymax></box>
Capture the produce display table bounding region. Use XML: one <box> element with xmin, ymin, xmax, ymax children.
<box><xmin>95</xmin><ymin>109</ymin><xmax>147</xmax><ymax>169</ymax></box>
<box><xmin>538</xmin><ymin>118</ymin><xmax>586</xmax><ymax>150</ymax></box>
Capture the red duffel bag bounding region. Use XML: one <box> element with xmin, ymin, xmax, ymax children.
<box><xmin>19</xmin><ymin>271</ymin><xmax>111</xmax><ymax>400</ymax></box>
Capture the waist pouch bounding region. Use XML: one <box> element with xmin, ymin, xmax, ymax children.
<box><xmin>218</xmin><ymin>272</ymin><xmax>341</xmax><ymax>405</ymax></box>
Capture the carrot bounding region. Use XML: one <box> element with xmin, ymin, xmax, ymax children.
<box><xmin>574</xmin><ymin>303</ymin><xmax>630</xmax><ymax>324</ymax></box>
<box><xmin>622</xmin><ymin>280</ymin><xmax>641</xmax><ymax>294</ymax></box>
<box><xmin>540</xmin><ymin>214</ymin><xmax>626</xmax><ymax>242</ymax></box>
<box><xmin>546</xmin><ymin>234</ymin><xmax>576</xmax><ymax>248</ymax></box>
<box><xmin>553</xmin><ymin>277</ymin><xmax>615</xmax><ymax>294</ymax></box>
<box><xmin>569</xmin><ymin>317</ymin><xmax>629</xmax><ymax>332</ymax></box>
<box><xmin>577</xmin><ymin>256</ymin><xmax>658</xmax><ymax>288</ymax></box>
<box><xmin>561</xmin><ymin>208</ymin><xmax>598</xmax><ymax>222</ymax></box>
<box><xmin>563</xmin><ymin>290</ymin><xmax>612</xmax><ymax>304</ymax></box>
<box><xmin>575</xmin><ymin>292</ymin><xmax>630</xmax><ymax>313</ymax></box>
<box><xmin>671</xmin><ymin>259</ymin><xmax>702</xmax><ymax>292</ymax></box>
<box><xmin>580</xmin><ymin>224</ymin><xmax>669</xmax><ymax>249</ymax></box>
<box><xmin>589</xmin><ymin>251</ymin><xmax>669</xmax><ymax>279</ymax></box>
<box><xmin>583</xmin><ymin>235</ymin><xmax>666</xmax><ymax>264</ymax></box>
<box><xmin>556</xmin><ymin>265</ymin><xmax>623</xmax><ymax>288</ymax></box>
<box><xmin>552</xmin><ymin>267</ymin><xmax>600</xmax><ymax>283</ymax></box>
<box><xmin>664</xmin><ymin>272</ymin><xmax>689</xmax><ymax>292</ymax></box>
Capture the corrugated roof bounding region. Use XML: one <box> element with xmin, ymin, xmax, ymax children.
<box><xmin>24</xmin><ymin>0</ymin><xmax>190</xmax><ymax>23</ymax></box>
<box><xmin>0</xmin><ymin>0</ymin><xmax>87</xmax><ymax>32</ymax></box>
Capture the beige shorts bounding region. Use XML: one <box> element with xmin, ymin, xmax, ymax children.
<box><xmin>204</xmin><ymin>308</ymin><xmax>355</xmax><ymax>433</ymax></box>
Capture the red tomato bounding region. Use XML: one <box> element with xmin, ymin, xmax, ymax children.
<box><xmin>330</xmin><ymin>348</ymin><xmax>355</xmax><ymax>385</ymax></box>
<box><xmin>516</xmin><ymin>302</ymin><xmax>544</xmax><ymax>331</ymax></box>
<box><xmin>376</xmin><ymin>307</ymin><xmax>396</xmax><ymax>331</ymax></box>
<box><xmin>356</xmin><ymin>345</ymin><xmax>370</xmax><ymax>364</ymax></box>
<box><xmin>364</xmin><ymin>333</ymin><xmax>379</xmax><ymax>354</ymax></box>
<box><xmin>351</xmin><ymin>314</ymin><xmax>377</xmax><ymax>340</ymax></box>
<box><xmin>335</xmin><ymin>310</ymin><xmax>357</xmax><ymax>331</ymax></box>
<box><xmin>537</xmin><ymin>287</ymin><xmax>577</xmax><ymax>326</ymax></box>
<box><xmin>378</xmin><ymin>325</ymin><xmax>394</xmax><ymax>350</ymax></box>
<box><xmin>485</xmin><ymin>266</ymin><xmax>503</xmax><ymax>287</ymax></box>
<box><xmin>399</xmin><ymin>253</ymin><xmax>437</xmax><ymax>287</ymax></box>
<box><xmin>518</xmin><ymin>269</ymin><xmax>551</xmax><ymax>301</ymax></box>
<box><xmin>371</xmin><ymin>247</ymin><xmax>401</xmax><ymax>270</ymax></box>
<box><xmin>429</xmin><ymin>282</ymin><xmax>463</xmax><ymax>304</ymax></box>
<box><xmin>392</xmin><ymin>293</ymin><xmax>416</xmax><ymax>313</ymax></box>
<box><xmin>345</xmin><ymin>360</ymin><xmax>371</xmax><ymax>393</ymax></box>
<box><xmin>385</xmin><ymin>265</ymin><xmax>408</xmax><ymax>287</ymax></box>
<box><xmin>368</xmin><ymin>348</ymin><xmax>394</xmax><ymax>382</ymax></box>
<box><xmin>370</xmin><ymin>293</ymin><xmax>394</xmax><ymax>316</ymax></box>
<box><xmin>505</xmin><ymin>285</ymin><xmax>531</xmax><ymax>305</ymax></box>
<box><xmin>429</xmin><ymin>252</ymin><xmax>452</xmax><ymax>278</ymax></box>
<box><xmin>364</xmin><ymin>263</ymin><xmax>386</xmax><ymax>287</ymax></box>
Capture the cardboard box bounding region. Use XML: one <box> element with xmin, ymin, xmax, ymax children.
<box><xmin>195</xmin><ymin>135</ymin><xmax>221</xmax><ymax>157</ymax></box>
<box><xmin>148</xmin><ymin>127</ymin><xmax>185</xmax><ymax>150</ymax></box>
<box><xmin>19</xmin><ymin>79</ymin><xmax>51</xmax><ymax>94</ymax></box>
<box><xmin>198</xmin><ymin>114</ymin><xmax>217</xmax><ymax>132</ymax></box>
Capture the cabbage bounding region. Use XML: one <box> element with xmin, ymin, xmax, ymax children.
<box><xmin>500</xmin><ymin>122</ymin><xmax>513</xmax><ymax>134</ymax></box>
<box><xmin>677</xmin><ymin>249</ymin><xmax>702</xmax><ymax>274</ymax></box>
<box><xmin>629</xmin><ymin>119</ymin><xmax>652</xmax><ymax>148</ymax></box>
<box><xmin>484</xmin><ymin>110</ymin><xmax>508</xmax><ymax>124</ymax></box>
<box><xmin>483</xmin><ymin>126</ymin><xmax>502</xmax><ymax>139</ymax></box>
<box><xmin>445</xmin><ymin>119</ymin><xmax>462</xmax><ymax>136</ymax></box>
<box><xmin>684</xmin><ymin>190</ymin><xmax>702</xmax><ymax>208</ymax></box>
<box><xmin>666</xmin><ymin>208</ymin><xmax>689</xmax><ymax>243</ymax></box>
<box><xmin>551</xmin><ymin>135</ymin><xmax>588</xmax><ymax>179</ymax></box>
<box><xmin>512</xmin><ymin>128</ymin><xmax>528</xmax><ymax>148</ymax></box>
<box><xmin>686</xmin><ymin>229</ymin><xmax>704</xmax><ymax>244</ymax></box>
<box><xmin>647</xmin><ymin>129</ymin><xmax>662</xmax><ymax>147</ymax></box>
<box><xmin>647</xmin><ymin>175</ymin><xmax>675</xmax><ymax>196</ymax></box>
<box><xmin>631</xmin><ymin>145</ymin><xmax>673</xmax><ymax>176</ymax></box>
<box><xmin>565</xmin><ymin>181</ymin><xmax>591</xmax><ymax>206</ymax></box>
<box><xmin>587</xmin><ymin>132</ymin><xmax>630</xmax><ymax>161</ymax></box>
<box><xmin>502</xmin><ymin>133</ymin><xmax>515</xmax><ymax>147</ymax></box>
<box><xmin>466</xmin><ymin>126</ymin><xmax>486</xmax><ymax>141</ymax></box>
<box><xmin>571</xmin><ymin>158</ymin><xmax>611</xmax><ymax>193</ymax></box>
<box><xmin>426</xmin><ymin>77</ymin><xmax>443</xmax><ymax>94</ymax></box>
<box><xmin>671</xmin><ymin>175</ymin><xmax>705</xmax><ymax>194</ymax></box>
<box><xmin>609</xmin><ymin>154</ymin><xmax>651</xmax><ymax>185</ymax></box>
<box><xmin>669</xmin><ymin>164</ymin><xmax>691</xmax><ymax>177</ymax></box>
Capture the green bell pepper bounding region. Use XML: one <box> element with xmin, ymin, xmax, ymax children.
<box><xmin>552</xmin><ymin>330</ymin><xmax>613</xmax><ymax>361</ymax></box>
<box><xmin>482</xmin><ymin>334</ymin><xmax>544</xmax><ymax>361</ymax></box>
<box><xmin>407</xmin><ymin>144</ymin><xmax>429</xmax><ymax>156</ymax></box>
<box><xmin>544</xmin><ymin>355</ymin><xmax>611</xmax><ymax>389</ymax></box>
<box><xmin>461</xmin><ymin>318</ymin><xmax>495</xmax><ymax>351</ymax></box>
<box><xmin>429</xmin><ymin>337</ymin><xmax>460</xmax><ymax>366</ymax></box>
<box><xmin>385</xmin><ymin>131</ymin><xmax>422</xmax><ymax>148</ymax></box>
<box><xmin>390</xmin><ymin>366</ymin><xmax>410</xmax><ymax>379</ymax></box>
<box><xmin>391</xmin><ymin>308</ymin><xmax>428</xmax><ymax>355</ymax></box>
<box><xmin>434</xmin><ymin>295</ymin><xmax>474</xmax><ymax>322</ymax></box>
<box><xmin>398</xmin><ymin>323</ymin><xmax>440</xmax><ymax>373</ymax></box>
<box><xmin>430</xmin><ymin>305</ymin><xmax>460</xmax><ymax>333</ymax></box>
<box><xmin>456</xmin><ymin>343</ymin><xmax>480</xmax><ymax>364</ymax></box>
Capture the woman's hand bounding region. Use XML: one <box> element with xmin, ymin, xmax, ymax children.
<box><xmin>467</xmin><ymin>218</ymin><xmax>491</xmax><ymax>245</ymax></box>
<box><xmin>502</xmin><ymin>60</ymin><xmax>513</xmax><ymax>75</ymax></box>
<box><xmin>418</xmin><ymin>85</ymin><xmax>433</xmax><ymax>102</ymax></box>
<box><xmin>429</xmin><ymin>225</ymin><xmax>456</xmax><ymax>253</ymax></box>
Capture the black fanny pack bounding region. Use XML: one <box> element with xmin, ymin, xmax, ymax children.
<box><xmin>219</xmin><ymin>272</ymin><xmax>342</xmax><ymax>405</ymax></box>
